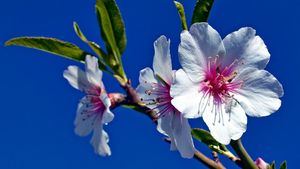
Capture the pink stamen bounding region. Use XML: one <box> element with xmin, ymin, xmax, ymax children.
<box><xmin>141</xmin><ymin>80</ymin><xmax>179</xmax><ymax>119</ymax></box>
<box><xmin>200</xmin><ymin>57</ymin><xmax>242</xmax><ymax>124</ymax></box>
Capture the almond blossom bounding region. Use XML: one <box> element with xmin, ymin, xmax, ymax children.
<box><xmin>63</xmin><ymin>55</ymin><xmax>114</xmax><ymax>156</ymax></box>
<box><xmin>171</xmin><ymin>23</ymin><xmax>283</xmax><ymax>144</ymax></box>
<box><xmin>136</xmin><ymin>36</ymin><xmax>195</xmax><ymax>158</ymax></box>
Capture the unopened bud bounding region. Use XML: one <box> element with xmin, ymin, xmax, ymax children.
<box><xmin>255</xmin><ymin>157</ymin><xmax>269</xmax><ymax>169</ymax></box>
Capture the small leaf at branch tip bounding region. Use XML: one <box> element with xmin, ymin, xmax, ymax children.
<box><xmin>192</xmin><ymin>128</ymin><xmax>220</xmax><ymax>146</ymax></box>
<box><xmin>279</xmin><ymin>161</ymin><xmax>287</xmax><ymax>169</ymax></box>
<box><xmin>173</xmin><ymin>1</ymin><xmax>188</xmax><ymax>30</ymax></box>
<box><xmin>72</xmin><ymin>21</ymin><xmax>107</xmax><ymax>60</ymax></box>
<box><xmin>268</xmin><ymin>161</ymin><xmax>276</xmax><ymax>169</ymax></box>
<box><xmin>192</xmin><ymin>0</ymin><xmax>214</xmax><ymax>24</ymax></box>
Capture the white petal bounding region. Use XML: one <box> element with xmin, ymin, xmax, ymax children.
<box><xmin>157</xmin><ymin>114</ymin><xmax>177</xmax><ymax>150</ymax></box>
<box><xmin>202</xmin><ymin>99</ymin><xmax>247</xmax><ymax>145</ymax></box>
<box><xmin>153</xmin><ymin>35</ymin><xmax>173</xmax><ymax>84</ymax></box>
<box><xmin>157</xmin><ymin>114</ymin><xmax>173</xmax><ymax>137</ymax></box>
<box><xmin>100</xmin><ymin>92</ymin><xmax>111</xmax><ymax>109</ymax></box>
<box><xmin>138</xmin><ymin>67</ymin><xmax>157</xmax><ymax>84</ymax></box>
<box><xmin>224</xmin><ymin>99</ymin><xmax>247</xmax><ymax>140</ymax></box>
<box><xmin>233</xmin><ymin>68</ymin><xmax>283</xmax><ymax>117</ymax></box>
<box><xmin>85</xmin><ymin>55</ymin><xmax>103</xmax><ymax>87</ymax></box>
<box><xmin>179</xmin><ymin>23</ymin><xmax>225</xmax><ymax>82</ymax></box>
<box><xmin>171</xmin><ymin>114</ymin><xmax>195</xmax><ymax>158</ymax></box>
<box><xmin>74</xmin><ymin>97</ymin><xmax>98</xmax><ymax>136</ymax></box>
<box><xmin>222</xmin><ymin>27</ymin><xmax>270</xmax><ymax>70</ymax></box>
<box><xmin>90</xmin><ymin>125</ymin><xmax>111</xmax><ymax>156</ymax></box>
<box><xmin>157</xmin><ymin>115</ymin><xmax>177</xmax><ymax>150</ymax></box>
<box><xmin>102</xmin><ymin>109</ymin><xmax>114</xmax><ymax>124</ymax></box>
<box><xmin>170</xmin><ymin>69</ymin><xmax>203</xmax><ymax>118</ymax></box>
<box><xmin>136</xmin><ymin>68</ymin><xmax>160</xmax><ymax>109</ymax></box>
<box><xmin>63</xmin><ymin>66</ymin><xmax>90</xmax><ymax>92</ymax></box>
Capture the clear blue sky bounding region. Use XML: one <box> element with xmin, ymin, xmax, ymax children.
<box><xmin>0</xmin><ymin>0</ymin><xmax>298</xmax><ymax>168</ymax></box>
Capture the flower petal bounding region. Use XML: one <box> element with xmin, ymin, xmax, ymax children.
<box><xmin>171</xmin><ymin>69</ymin><xmax>203</xmax><ymax>118</ymax></box>
<box><xmin>100</xmin><ymin>92</ymin><xmax>111</xmax><ymax>109</ymax></box>
<box><xmin>138</xmin><ymin>67</ymin><xmax>157</xmax><ymax>84</ymax></box>
<box><xmin>222</xmin><ymin>27</ymin><xmax>270</xmax><ymax>70</ymax></box>
<box><xmin>136</xmin><ymin>82</ymin><xmax>159</xmax><ymax>109</ymax></box>
<box><xmin>90</xmin><ymin>125</ymin><xmax>111</xmax><ymax>156</ymax></box>
<box><xmin>136</xmin><ymin>68</ymin><xmax>160</xmax><ymax>109</ymax></box>
<box><xmin>102</xmin><ymin>109</ymin><xmax>114</xmax><ymax>124</ymax></box>
<box><xmin>233</xmin><ymin>68</ymin><xmax>283</xmax><ymax>117</ymax></box>
<box><xmin>179</xmin><ymin>23</ymin><xmax>225</xmax><ymax>82</ymax></box>
<box><xmin>157</xmin><ymin>114</ymin><xmax>173</xmax><ymax>137</ymax></box>
<box><xmin>74</xmin><ymin>97</ymin><xmax>99</xmax><ymax>136</ymax></box>
<box><xmin>171</xmin><ymin>114</ymin><xmax>195</xmax><ymax>158</ymax></box>
<box><xmin>157</xmin><ymin>114</ymin><xmax>177</xmax><ymax>150</ymax></box>
<box><xmin>85</xmin><ymin>55</ymin><xmax>103</xmax><ymax>87</ymax></box>
<box><xmin>153</xmin><ymin>36</ymin><xmax>173</xmax><ymax>84</ymax></box>
<box><xmin>63</xmin><ymin>66</ymin><xmax>90</xmax><ymax>92</ymax></box>
<box><xmin>202</xmin><ymin>99</ymin><xmax>247</xmax><ymax>145</ymax></box>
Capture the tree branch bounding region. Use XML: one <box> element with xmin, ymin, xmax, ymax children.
<box><xmin>164</xmin><ymin>138</ymin><xmax>225</xmax><ymax>169</ymax></box>
<box><xmin>108</xmin><ymin>80</ymin><xmax>226</xmax><ymax>169</ymax></box>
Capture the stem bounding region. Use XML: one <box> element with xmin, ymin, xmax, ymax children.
<box><xmin>164</xmin><ymin>138</ymin><xmax>224</xmax><ymax>169</ymax></box>
<box><xmin>110</xmin><ymin>81</ymin><xmax>226</xmax><ymax>169</ymax></box>
<box><xmin>230</xmin><ymin>139</ymin><xmax>258</xmax><ymax>169</ymax></box>
<box><xmin>211</xmin><ymin>151</ymin><xmax>225</xmax><ymax>168</ymax></box>
<box><xmin>194</xmin><ymin>150</ymin><xmax>225</xmax><ymax>169</ymax></box>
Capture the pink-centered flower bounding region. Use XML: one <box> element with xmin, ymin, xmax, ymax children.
<box><xmin>171</xmin><ymin>23</ymin><xmax>284</xmax><ymax>144</ymax></box>
<box><xmin>136</xmin><ymin>36</ymin><xmax>196</xmax><ymax>158</ymax></box>
<box><xmin>63</xmin><ymin>55</ymin><xmax>114</xmax><ymax>156</ymax></box>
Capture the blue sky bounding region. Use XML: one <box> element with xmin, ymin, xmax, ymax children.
<box><xmin>0</xmin><ymin>0</ymin><xmax>298</xmax><ymax>168</ymax></box>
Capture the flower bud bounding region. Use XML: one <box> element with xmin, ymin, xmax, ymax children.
<box><xmin>255</xmin><ymin>157</ymin><xmax>269</xmax><ymax>169</ymax></box>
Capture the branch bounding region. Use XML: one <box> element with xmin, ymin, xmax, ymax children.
<box><xmin>164</xmin><ymin>138</ymin><xmax>225</xmax><ymax>169</ymax></box>
<box><xmin>109</xmin><ymin>80</ymin><xmax>226</xmax><ymax>169</ymax></box>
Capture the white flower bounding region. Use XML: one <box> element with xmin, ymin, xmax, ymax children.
<box><xmin>171</xmin><ymin>23</ymin><xmax>283</xmax><ymax>145</ymax></box>
<box><xmin>136</xmin><ymin>36</ymin><xmax>196</xmax><ymax>158</ymax></box>
<box><xmin>63</xmin><ymin>55</ymin><xmax>114</xmax><ymax>156</ymax></box>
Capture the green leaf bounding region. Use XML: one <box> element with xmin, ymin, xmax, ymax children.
<box><xmin>174</xmin><ymin>1</ymin><xmax>188</xmax><ymax>30</ymax></box>
<box><xmin>73</xmin><ymin>22</ymin><xmax>107</xmax><ymax>58</ymax></box>
<box><xmin>5</xmin><ymin>37</ymin><xmax>88</xmax><ymax>62</ymax></box>
<box><xmin>192</xmin><ymin>0</ymin><xmax>214</xmax><ymax>24</ymax></box>
<box><xmin>192</xmin><ymin>128</ymin><xmax>220</xmax><ymax>146</ymax></box>
<box><xmin>280</xmin><ymin>161</ymin><xmax>287</xmax><ymax>169</ymax></box>
<box><xmin>268</xmin><ymin>161</ymin><xmax>276</xmax><ymax>169</ymax></box>
<box><xmin>73</xmin><ymin>22</ymin><xmax>108</xmax><ymax>70</ymax></box>
<box><xmin>95</xmin><ymin>0</ymin><xmax>126</xmax><ymax>58</ymax></box>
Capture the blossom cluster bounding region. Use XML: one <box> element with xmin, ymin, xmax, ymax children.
<box><xmin>63</xmin><ymin>22</ymin><xmax>283</xmax><ymax>158</ymax></box>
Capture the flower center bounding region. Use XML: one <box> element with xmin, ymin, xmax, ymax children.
<box><xmin>141</xmin><ymin>77</ymin><xmax>177</xmax><ymax>119</ymax></box>
<box><xmin>200</xmin><ymin>58</ymin><xmax>241</xmax><ymax>105</ymax></box>
<box><xmin>197</xmin><ymin>58</ymin><xmax>243</xmax><ymax>124</ymax></box>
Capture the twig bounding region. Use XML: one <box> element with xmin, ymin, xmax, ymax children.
<box><xmin>164</xmin><ymin>138</ymin><xmax>225</xmax><ymax>169</ymax></box>
<box><xmin>110</xmin><ymin>81</ymin><xmax>226</xmax><ymax>169</ymax></box>
<box><xmin>110</xmin><ymin>81</ymin><xmax>229</xmax><ymax>169</ymax></box>
<box><xmin>212</xmin><ymin>151</ymin><xmax>225</xmax><ymax>168</ymax></box>
<box><xmin>230</xmin><ymin>139</ymin><xmax>258</xmax><ymax>169</ymax></box>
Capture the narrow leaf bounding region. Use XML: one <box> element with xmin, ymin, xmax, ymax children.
<box><xmin>174</xmin><ymin>1</ymin><xmax>188</xmax><ymax>30</ymax></box>
<box><xmin>192</xmin><ymin>0</ymin><xmax>214</xmax><ymax>24</ymax></box>
<box><xmin>269</xmin><ymin>161</ymin><xmax>276</xmax><ymax>169</ymax></box>
<box><xmin>95</xmin><ymin>0</ymin><xmax>126</xmax><ymax>57</ymax></box>
<box><xmin>73</xmin><ymin>22</ymin><xmax>108</xmax><ymax>69</ymax></box>
<box><xmin>192</xmin><ymin>128</ymin><xmax>220</xmax><ymax>146</ymax></box>
<box><xmin>280</xmin><ymin>161</ymin><xmax>287</xmax><ymax>169</ymax></box>
<box><xmin>5</xmin><ymin>37</ymin><xmax>88</xmax><ymax>62</ymax></box>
